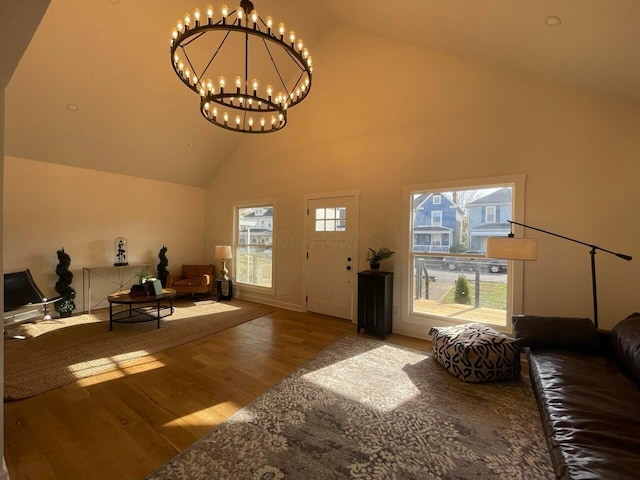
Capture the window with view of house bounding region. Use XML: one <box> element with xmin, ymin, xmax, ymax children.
<box><xmin>235</xmin><ymin>205</ymin><xmax>274</xmax><ymax>290</ymax></box>
<box><xmin>409</xmin><ymin>184</ymin><xmax>518</xmax><ymax>328</ymax></box>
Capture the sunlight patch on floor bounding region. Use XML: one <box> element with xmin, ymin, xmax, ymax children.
<box><xmin>73</xmin><ymin>355</ymin><xmax>167</xmax><ymax>383</ymax></box>
<box><xmin>302</xmin><ymin>345</ymin><xmax>424</xmax><ymax>412</ymax></box>
<box><xmin>162</xmin><ymin>401</ymin><xmax>244</xmax><ymax>428</ymax></box>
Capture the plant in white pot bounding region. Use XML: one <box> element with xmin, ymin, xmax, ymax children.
<box><xmin>367</xmin><ymin>247</ymin><xmax>394</xmax><ymax>271</ymax></box>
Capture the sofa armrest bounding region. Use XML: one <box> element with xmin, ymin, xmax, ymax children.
<box><xmin>512</xmin><ymin>315</ymin><xmax>601</xmax><ymax>352</ymax></box>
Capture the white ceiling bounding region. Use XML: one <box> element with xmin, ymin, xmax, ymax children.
<box><xmin>6</xmin><ymin>0</ymin><xmax>640</xmax><ymax>187</ymax></box>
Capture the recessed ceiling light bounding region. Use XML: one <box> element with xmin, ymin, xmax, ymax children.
<box><xmin>66</xmin><ymin>103</ymin><xmax>79</xmax><ymax>112</ymax></box>
<box><xmin>545</xmin><ymin>15</ymin><xmax>561</xmax><ymax>27</ymax></box>
<box><xmin>108</xmin><ymin>0</ymin><xmax>120</xmax><ymax>4</ymax></box>
<box><xmin>188</xmin><ymin>142</ymin><xmax>195</xmax><ymax>148</ymax></box>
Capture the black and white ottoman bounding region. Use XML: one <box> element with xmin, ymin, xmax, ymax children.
<box><xmin>428</xmin><ymin>322</ymin><xmax>520</xmax><ymax>382</ymax></box>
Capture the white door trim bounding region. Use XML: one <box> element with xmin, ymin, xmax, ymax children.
<box><xmin>303</xmin><ymin>190</ymin><xmax>360</xmax><ymax>323</ymax></box>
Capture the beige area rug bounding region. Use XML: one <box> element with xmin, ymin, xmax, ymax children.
<box><xmin>147</xmin><ymin>335</ymin><xmax>554</xmax><ymax>479</ymax></box>
<box><xmin>4</xmin><ymin>298</ymin><xmax>273</xmax><ymax>401</ymax></box>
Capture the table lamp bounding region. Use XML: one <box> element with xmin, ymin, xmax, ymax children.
<box><xmin>214</xmin><ymin>245</ymin><xmax>233</xmax><ymax>281</ymax></box>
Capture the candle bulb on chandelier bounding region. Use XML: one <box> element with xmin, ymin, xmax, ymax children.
<box><xmin>194</xmin><ymin>9</ymin><xmax>201</xmax><ymax>27</ymax></box>
<box><xmin>207</xmin><ymin>5</ymin><xmax>213</xmax><ymax>23</ymax></box>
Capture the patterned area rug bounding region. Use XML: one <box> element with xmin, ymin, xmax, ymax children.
<box><xmin>146</xmin><ymin>335</ymin><xmax>553</xmax><ymax>479</ymax></box>
<box><xmin>4</xmin><ymin>298</ymin><xmax>272</xmax><ymax>401</ymax></box>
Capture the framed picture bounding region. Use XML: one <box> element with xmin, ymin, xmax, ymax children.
<box><xmin>149</xmin><ymin>279</ymin><xmax>163</xmax><ymax>296</ymax></box>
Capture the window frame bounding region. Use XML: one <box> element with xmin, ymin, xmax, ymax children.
<box><xmin>233</xmin><ymin>200</ymin><xmax>276</xmax><ymax>296</ymax></box>
<box><xmin>403</xmin><ymin>174</ymin><xmax>527</xmax><ymax>334</ymax></box>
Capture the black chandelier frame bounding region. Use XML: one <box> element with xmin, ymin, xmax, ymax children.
<box><xmin>170</xmin><ymin>0</ymin><xmax>313</xmax><ymax>133</ymax></box>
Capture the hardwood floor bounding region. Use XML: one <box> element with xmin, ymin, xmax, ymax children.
<box><xmin>4</xmin><ymin>307</ymin><xmax>432</xmax><ymax>480</ymax></box>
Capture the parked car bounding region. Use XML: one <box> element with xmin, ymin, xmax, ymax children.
<box><xmin>444</xmin><ymin>250</ymin><xmax>506</xmax><ymax>274</ymax></box>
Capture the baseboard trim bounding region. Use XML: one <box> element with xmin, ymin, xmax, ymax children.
<box><xmin>235</xmin><ymin>293</ymin><xmax>304</xmax><ymax>313</ymax></box>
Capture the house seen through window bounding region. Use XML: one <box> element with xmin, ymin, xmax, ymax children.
<box><xmin>236</xmin><ymin>205</ymin><xmax>273</xmax><ymax>289</ymax></box>
<box><xmin>410</xmin><ymin>186</ymin><xmax>514</xmax><ymax>327</ymax></box>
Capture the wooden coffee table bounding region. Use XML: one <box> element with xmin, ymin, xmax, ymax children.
<box><xmin>107</xmin><ymin>288</ymin><xmax>176</xmax><ymax>330</ymax></box>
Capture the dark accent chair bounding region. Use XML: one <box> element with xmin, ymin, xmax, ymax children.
<box><xmin>4</xmin><ymin>269</ymin><xmax>62</xmax><ymax>322</ymax></box>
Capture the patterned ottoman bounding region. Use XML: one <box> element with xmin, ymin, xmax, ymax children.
<box><xmin>428</xmin><ymin>322</ymin><xmax>520</xmax><ymax>382</ymax></box>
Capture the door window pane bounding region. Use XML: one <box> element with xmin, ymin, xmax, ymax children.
<box><xmin>315</xmin><ymin>207</ymin><xmax>347</xmax><ymax>232</ymax></box>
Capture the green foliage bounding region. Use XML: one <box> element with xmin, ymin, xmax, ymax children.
<box><xmin>54</xmin><ymin>247</ymin><xmax>76</xmax><ymax>315</ymax></box>
<box><xmin>454</xmin><ymin>274</ymin><xmax>470</xmax><ymax>305</ymax></box>
<box><xmin>135</xmin><ymin>267</ymin><xmax>153</xmax><ymax>284</ymax></box>
<box><xmin>367</xmin><ymin>247</ymin><xmax>395</xmax><ymax>264</ymax></box>
<box><xmin>157</xmin><ymin>245</ymin><xmax>169</xmax><ymax>287</ymax></box>
<box><xmin>441</xmin><ymin>281</ymin><xmax>507</xmax><ymax>310</ymax></box>
<box><xmin>449</xmin><ymin>242</ymin><xmax>467</xmax><ymax>254</ymax></box>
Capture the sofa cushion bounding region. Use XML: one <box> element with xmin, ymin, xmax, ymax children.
<box><xmin>172</xmin><ymin>278</ymin><xmax>203</xmax><ymax>287</ymax></box>
<box><xmin>429</xmin><ymin>322</ymin><xmax>520</xmax><ymax>382</ymax></box>
<box><xmin>610</xmin><ymin>312</ymin><xmax>640</xmax><ymax>382</ymax></box>
<box><xmin>513</xmin><ymin>315</ymin><xmax>600</xmax><ymax>352</ymax></box>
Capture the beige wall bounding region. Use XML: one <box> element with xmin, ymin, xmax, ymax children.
<box><xmin>206</xmin><ymin>27</ymin><xmax>640</xmax><ymax>335</ymax></box>
<box><xmin>2</xmin><ymin>2</ymin><xmax>51</xmax><ymax>478</ymax></box>
<box><xmin>4</xmin><ymin>157</ymin><xmax>206</xmax><ymax>311</ymax></box>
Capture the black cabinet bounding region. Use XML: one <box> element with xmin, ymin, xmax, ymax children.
<box><xmin>357</xmin><ymin>271</ymin><xmax>393</xmax><ymax>339</ymax></box>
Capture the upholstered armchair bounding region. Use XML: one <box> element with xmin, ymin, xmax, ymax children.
<box><xmin>166</xmin><ymin>264</ymin><xmax>215</xmax><ymax>296</ymax></box>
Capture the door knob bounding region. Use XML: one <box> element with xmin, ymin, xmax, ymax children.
<box><xmin>346</xmin><ymin>266</ymin><xmax>352</xmax><ymax>270</ymax></box>
<box><xmin>347</xmin><ymin>257</ymin><xmax>352</xmax><ymax>262</ymax></box>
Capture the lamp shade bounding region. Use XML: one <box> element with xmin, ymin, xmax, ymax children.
<box><xmin>486</xmin><ymin>237</ymin><xmax>538</xmax><ymax>261</ymax></box>
<box><xmin>214</xmin><ymin>245</ymin><xmax>233</xmax><ymax>260</ymax></box>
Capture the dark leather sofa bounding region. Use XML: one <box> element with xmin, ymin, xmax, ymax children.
<box><xmin>513</xmin><ymin>312</ymin><xmax>640</xmax><ymax>480</ymax></box>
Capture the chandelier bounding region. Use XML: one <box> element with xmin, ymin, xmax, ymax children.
<box><xmin>170</xmin><ymin>1</ymin><xmax>313</xmax><ymax>134</ymax></box>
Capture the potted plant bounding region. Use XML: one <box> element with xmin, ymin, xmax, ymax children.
<box><xmin>367</xmin><ymin>247</ymin><xmax>395</xmax><ymax>271</ymax></box>
<box><xmin>135</xmin><ymin>267</ymin><xmax>152</xmax><ymax>284</ymax></box>
<box><xmin>54</xmin><ymin>247</ymin><xmax>76</xmax><ymax>317</ymax></box>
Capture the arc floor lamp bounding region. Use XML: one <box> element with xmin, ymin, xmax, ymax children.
<box><xmin>486</xmin><ymin>220</ymin><xmax>632</xmax><ymax>329</ymax></box>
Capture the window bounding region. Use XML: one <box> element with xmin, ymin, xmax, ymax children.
<box><xmin>486</xmin><ymin>206</ymin><xmax>496</xmax><ymax>223</ymax></box>
<box><xmin>315</xmin><ymin>207</ymin><xmax>346</xmax><ymax>232</ymax></box>
<box><xmin>409</xmin><ymin>179</ymin><xmax>522</xmax><ymax>329</ymax></box>
<box><xmin>235</xmin><ymin>204</ymin><xmax>274</xmax><ymax>290</ymax></box>
<box><xmin>433</xmin><ymin>194</ymin><xmax>441</xmax><ymax>205</ymax></box>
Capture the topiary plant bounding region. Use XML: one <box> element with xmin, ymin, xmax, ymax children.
<box><xmin>54</xmin><ymin>247</ymin><xmax>76</xmax><ymax>317</ymax></box>
<box><xmin>453</xmin><ymin>274</ymin><xmax>470</xmax><ymax>305</ymax></box>
<box><xmin>157</xmin><ymin>245</ymin><xmax>169</xmax><ymax>287</ymax></box>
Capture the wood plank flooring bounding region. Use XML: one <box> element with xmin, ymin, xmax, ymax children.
<box><xmin>4</xmin><ymin>307</ymin><xmax>432</xmax><ymax>480</ymax></box>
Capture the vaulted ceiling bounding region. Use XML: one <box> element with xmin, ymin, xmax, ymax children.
<box><xmin>5</xmin><ymin>0</ymin><xmax>640</xmax><ymax>187</ymax></box>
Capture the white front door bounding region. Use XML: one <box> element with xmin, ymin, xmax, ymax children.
<box><xmin>306</xmin><ymin>196</ymin><xmax>356</xmax><ymax>320</ymax></box>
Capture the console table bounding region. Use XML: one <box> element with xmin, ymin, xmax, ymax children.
<box><xmin>82</xmin><ymin>263</ymin><xmax>152</xmax><ymax>313</ymax></box>
<box><xmin>107</xmin><ymin>288</ymin><xmax>176</xmax><ymax>330</ymax></box>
